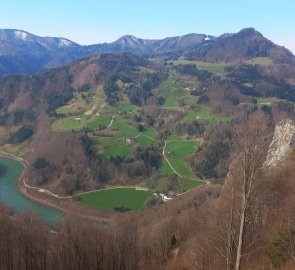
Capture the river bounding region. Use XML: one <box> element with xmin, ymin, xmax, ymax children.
<box><xmin>0</xmin><ymin>156</ymin><xmax>63</xmax><ymax>224</ymax></box>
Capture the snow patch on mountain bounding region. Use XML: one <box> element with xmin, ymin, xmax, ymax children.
<box><xmin>59</xmin><ymin>39</ymin><xmax>71</xmax><ymax>47</ymax></box>
<box><xmin>14</xmin><ymin>31</ymin><xmax>28</xmax><ymax>40</ymax></box>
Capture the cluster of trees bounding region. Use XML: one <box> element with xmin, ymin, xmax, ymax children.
<box><xmin>7</xmin><ymin>126</ymin><xmax>34</xmax><ymax>143</ymax></box>
<box><xmin>45</xmin><ymin>87</ymin><xmax>74</xmax><ymax>115</ymax></box>
<box><xmin>227</xmin><ymin>64</ymin><xmax>295</xmax><ymax>101</ymax></box>
<box><xmin>80</xmin><ymin>134</ymin><xmax>162</xmax><ymax>188</ymax></box>
<box><xmin>0</xmin><ymin>182</ymin><xmax>220</xmax><ymax>270</ymax></box>
<box><xmin>186</xmin><ymin>112</ymin><xmax>295</xmax><ymax>270</ymax></box>
<box><xmin>175</xmin><ymin>64</ymin><xmax>213</xmax><ymax>82</ymax></box>
<box><xmin>0</xmin><ymin>110</ymin><xmax>36</xmax><ymax>127</ymax></box>
<box><xmin>0</xmin><ymin>209</ymin><xmax>140</xmax><ymax>270</ymax></box>
<box><xmin>174</xmin><ymin>120</ymin><xmax>205</xmax><ymax>137</ymax></box>
<box><xmin>193</xmin><ymin>123</ymin><xmax>232</xmax><ymax>179</ymax></box>
<box><xmin>104</xmin><ymin>71</ymin><xmax>166</xmax><ymax>106</ymax></box>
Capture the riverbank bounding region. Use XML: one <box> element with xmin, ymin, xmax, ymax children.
<box><xmin>0</xmin><ymin>151</ymin><xmax>110</xmax><ymax>224</ymax></box>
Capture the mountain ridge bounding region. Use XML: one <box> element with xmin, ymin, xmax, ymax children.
<box><xmin>185</xmin><ymin>28</ymin><xmax>295</xmax><ymax>63</ymax></box>
<box><xmin>0</xmin><ymin>27</ymin><xmax>294</xmax><ymax>78</ymax></box>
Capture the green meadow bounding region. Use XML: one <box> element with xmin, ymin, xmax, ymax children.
<box><xmin>76</xmin><ymin>187</ymin><xmax>151</xmax><ymax>211</ymax></box>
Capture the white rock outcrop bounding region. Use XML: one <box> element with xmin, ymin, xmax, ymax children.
<box><xmin>265</xmin><ymin>119</ymin><xmax>295</xmax><ymax>167</ymax></box>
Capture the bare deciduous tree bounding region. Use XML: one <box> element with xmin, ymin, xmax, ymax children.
<box><xmin>225</xmin><ymin>112</ymin><xmax>271</xmax><ymax>270</ymax></box>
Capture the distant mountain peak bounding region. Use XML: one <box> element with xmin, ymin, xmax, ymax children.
<box><xmin>185</xmin><ymin>27</ymin><xmax>294</xmax><ymax>63</ymax></box>
<box><xmin>236</xmin><ymin>27</ymin><xmax>265</xmax><ymax>38</ymax></box>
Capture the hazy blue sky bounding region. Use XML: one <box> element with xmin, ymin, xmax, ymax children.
<box><xmin>1</xmin><ymin>0</ymin><xmax>295</xmax><ymax>52</ymax></box>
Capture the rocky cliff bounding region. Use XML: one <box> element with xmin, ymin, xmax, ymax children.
<box><xmin>265</xmin><ymin>119</ymin><xmax>295</xmax><ymax>167</ymax></box>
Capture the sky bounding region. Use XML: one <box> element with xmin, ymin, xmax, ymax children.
<box><xmin>1</xmin><ymin>0</ymin><xmax>295</xmax><ymax>53</ymax></box>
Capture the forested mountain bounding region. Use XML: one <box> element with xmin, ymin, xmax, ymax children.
<box><xmin>0</xmin><ymin>29</ymin><xmax>207</xmax><ymax>77</ymax></box>
<box><xmin>184</xmin><ymin>28</ymin><xmax>295</xmax><ymax>63</ymax></box>
<box><xmin>0</xmin><ymin>27</ymin><xmax>293</xmax><ymax>78</ymax></box>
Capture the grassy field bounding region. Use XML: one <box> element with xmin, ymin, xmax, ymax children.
<box><xmin>181</xmin><ymin>107</ymin><xmax>232</xmax><ymax>123</ymax></box>
<box><xmin>56</xmin><ymin>105</ymin><xmax>77</xmax><ymax>115</ymax></box>
<box><xmin>172</xmin><ymin>60</ymin><xmax>229</xmax><ymax>74</ymax></box>
<box><xmin>76</xmin><ymin>187</ymin><xmax>151</xmax><ymax>211</ymax></box>
<box><xmin>245</xmin><ymin>57</ymin><xmax>272</xmax><ymax>66</ymax></box>
<box><xmin>184</xmin><ymin>95</ymin><xmax>198</xmax><ymax>106</ymax></box>
<box><xmin>164</xmin><ymin>140</ymin><xmax>199</xmax><ymax>177</ymax></box>
<box><xmin>256</xmin><ymin>97</ymin><xmax>291</xmax><ymax>109</ymax></box>
<box><xmin>155</xmin><ymin>174</ymin><xmax>204</xmax><ymax>193</ymax></box>
<box><xmin>159</xmin><ymin>158</ymin><xmax>173</xmax><ymax>175</ymax></box>
<box><xmin>134</xmin><ymin>135</ymin><xmax>158</xmax><ymax>147</ymax></box>
<box><xmin>84</xmin><ymin>115</ymin><xmax>111</xmax><ymax>130</ymax></box>
<box><xmin>96</xmin><ymin>137</ymin><xmax>133</xmax><ymax>158</ymax></box>
<box><xmin>95</xmin><ymin>86</ymin><xmax>107</xmax><ymax>100</ymax></box>
<box><xmin>180</xmin><ymin>179</ymin><xmax>204</xmax><ymax>192</ymax></box>
<box><xmin>110</xmin><ymin>116</ymin><xmax>138</xmax><ymax>137</ymax></box>
<box><xmin>256</xmin><ymin>97</ymin><xmax>282</xmax><ymax>107</ymax></box>
<box><xmin>111</xmin><ymin>101</ymin><xmax>138</xmax><ymax>114</ymax></box>
<box><xmin>154</xmin><ymin>71</ymin><xmax>196</xmax><ymax>108</ymax></box>
<box><xmin>52</xmin><ymin>115</ymin><xmax>112</xmax><ymax>132</ymax></box>
<box><xmin>96</xmin><ymin>134</ymin><xmax>157</xmax><ymax>159</ymax></box>
<box><xmin>0</xmin><ymin>142</ymin><xmax>30</xmax><ymax>157</ymax></box>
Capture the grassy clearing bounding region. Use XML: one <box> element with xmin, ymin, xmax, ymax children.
<box><xmin>180</xmin><ymin>179</ymin><xmax>204</xmax><ymax>192</ymax></box>
<box><xmin>164</xmin><ymin>140</ymin><xmax>199</xmax><ymax>178</ymax></box>
<box><xmin>242</xmin><ymin>82</ymin><xmax>254</xmax><ymax>88</ymax></box>
<box><xmin>0</xmin><ymin>126</ymin><xmax>20</xmax><ymax>142</ymax></box>
<box><xmin>96</xmin><ymin>132</ymin><xmax>157</xmax><ymax>159</ymax></box>
<box><xmin>52</xmin><ymin>118</ymin><xmax>82</xmax><ymax>131</ymax></box>
<box><xmin>181</xmin><ymin>107</ymin><xmax>232</xmax><ymax>123</ymax></box>
<box><xmin>155</xmin><ymin>175</ymin><xmax>204</xmax><ymax>193</ymax></box>
<box><xmin>52</xmin><ymin>115</ymin><xmax>112</xmax><ymax>132</ymax></box>
<box><xmin>159</xmin><ymin>158</ymin><xmax>173</xmax><ymax>175</ymax></box>
<box><xmin>256</xmin><ymin>97</ymin><xmax>281</xmax><ymax>106</ymax></box>
<box><xmin>139</xmin><ymin>66</ymin><xmax>155</xmax><ymax>73</ymax></box>
<box><xmin>256</xmin><ymin>97</ymin><xmax>289</xmax><ymax>109</ymax></box>
<box><xmin>96</xmin><ymin>137</ymin><xmax>133</xmax><ymax>158</ymax></box>
<box><xmin>134</xmin><ymin>135</ymin><xmax>157</xmax><ymax>147</ymax></box>
<box><xmin>95</xmin><ymin>86</ymin><xmax>107</xmax><ymax>100</ymax></box>
<box><xmin>77</xmin><ymin>187</ymin><xmax>151</xmax><ymax>211</ymax></box>
<box><xmin>110</xmin><ymin>116</ymin><xmax>138</xmax><ymax>137</ymax></box>
<box><xmin>0</xmin><ymin>142</ymin><xmax>30</xmax><ymax>157</ymax></box>
<box><xmin>245</xmin><ymin>57</ymin><xmax>272</xmax><ymax>66</ymax></box>
<box><xmin>154</xmin><ymin>71</ymin><xmax>196</xmax><ymax>108</ymax></box>
<box><xmin>157</xmin><ymin>83</ymin><xmax>188</xmax><ymax>107</ymax></box>
<box><xmin>140</xmin><ymin>127</ymin><xmax>157</xmax><ymax>138</ymax></box>
<box><xmin>184</xmin><ymin>96</ymin><xmax>198</xmax><ymax>106</ymax></box>
<box><xmin>172</xmin><ymin>60</ymin><xmax>229</xmax><ymax>74</ymax></box>
<box><xmin>84</xmin><ymin>115</ymin><xmax>111</xmax><ymax>130</ymax></box>
<box><xmin>111</xmin><ymin>101</ymin><xmax>138</xmax><ymax>114</ymax></box>
<box><xmin>56</xmin><ymin>105</ymin><xmax>77</xmax><ymax>115</ymax></box>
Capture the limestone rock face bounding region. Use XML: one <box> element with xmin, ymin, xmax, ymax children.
<box><xmin>265</xmin><ymin>119</ymin><xmax>295</xmax><ymax>167</ymax></box>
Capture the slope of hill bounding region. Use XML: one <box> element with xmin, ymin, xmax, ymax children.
<box><xmin>0</xmin><ymin>29</ymin><xmax>81</xmax><ymax>77</ymax></box>
<box><xmin>184</xmin><ymin>28</ymin><xmax>295</xmax><ymax>63</ymax></box>
<box><xmin>0</xmin><ymin>52</ymin><xmax>169</xmax><ymax>195</ymax></box>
